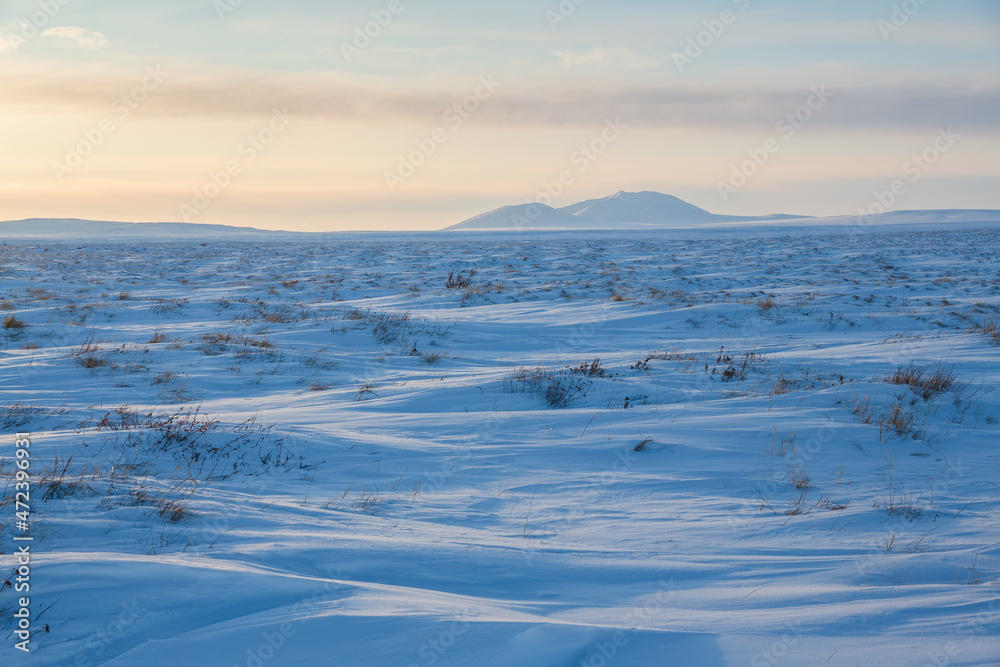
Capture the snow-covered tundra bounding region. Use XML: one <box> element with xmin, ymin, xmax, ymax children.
<box><xmin>1</xmin><ymin>226</ymin><xmax>998</xmax><ymax>666</ymax></box>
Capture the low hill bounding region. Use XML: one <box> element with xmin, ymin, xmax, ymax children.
<box><xmin>445</xmin><ymin>191</ymin><xmax>807</xmax><ymax>231</ymax></box>
<box><xmin>0</xmin><ymin>218</ymin><xmax>296</xmax><ymax>240</ymax></box>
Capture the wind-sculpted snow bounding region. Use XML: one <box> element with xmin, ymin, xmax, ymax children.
<box><xmin>0</xmin><ymin>229</ymin><xmax>998</xmax><ymax>666</ymax></box>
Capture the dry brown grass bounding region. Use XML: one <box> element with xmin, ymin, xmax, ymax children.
<box><xmin>884</xmin><ymin>363</ymin><xmax>956</xmax><ymax>399</ymax></box>
<box><xmin>445</xmin><ymin>269</ymin><xmax>477</xmax><ymax>289</ymax></box>
<box><xmin>972</xmin><ymin>317</ymin><xmax>1000</xmax><ymax>345</ymax></box>
<box><xmin>419</xmin><ymin>351</ymin><xmax>446</xmax><ymax>365</ymax></box>
<box><xmin>2</xmin><ymin>314</ymin><xmax>26</xmax><ymax>330</ymax></box>
<box><xmin>757</xmin><ymin>296</ymin><xmax>777</xmax><ymax>312</ymax></box>
<box><xmin>567</xmin><ymin>358</ymin><xmax>607</xmax><ymax>377</ymax></box>
<box><xmin>788</xmin><ymin>463</ymin><xmax>811</xmax><ymax>490</ymax></box>
<box><xmin>771</xmin><ymin>376</ymin><xmax>795</xmax><ymax>396</ymax></box>
<box><xmin>80</xmin><ymin>355</ymin><xmax>107</xmax><ymax>369</ymax></box>
<box><xmin>880</xmin><ymin>402</ymin><xmax>915</xmax><ymax>438</ymax></box>
<box><xmin>634</xmin><ymin>437</ymin><xmax>654</xmax><ymax>452</ymax></box>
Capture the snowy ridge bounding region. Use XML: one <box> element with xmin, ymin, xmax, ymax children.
<box><xmin>0</xmin><ymin>218</ymin><xmax>299</xmax><ymax>239</ymax></box>
<box><xmin>445</xmin><ymin>191</ymin><xmax>1000</xmax><ymax>232</ymax></box>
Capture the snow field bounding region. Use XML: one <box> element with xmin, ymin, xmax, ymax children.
<box><xmin>0</xmin><ymin>229</ymin><xmax>998</xmax><ymax>666</ymax></box>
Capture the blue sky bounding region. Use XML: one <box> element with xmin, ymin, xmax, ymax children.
<box><xmin>2</xmin><ymin>0</ymin><xmax>998</xmax><ymax>230</ymax></box>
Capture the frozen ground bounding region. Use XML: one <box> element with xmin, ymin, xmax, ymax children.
<box><xmin>1</xmin><ymin>227</ymin><xmax>998</xmax><ymax>666</ymax></box>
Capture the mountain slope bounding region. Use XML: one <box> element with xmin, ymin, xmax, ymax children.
<box><xmin>440</xmin><ymin>204</ymin><xmax>603</xmax><ymax>231</ymax></box>
<box><xmin>558</xmin><ymin>190</ymin><xmax>719</xmax><ymax>223</ymax></box>
<box><xmin>446</xmin><ymin>191</ymin><xmax>808</xmax><ymax>231</ymax></box>
<box><xmin>0</xmin><ymin>218</ymin><xmax>297</xmax><ymax>240</ymax></box>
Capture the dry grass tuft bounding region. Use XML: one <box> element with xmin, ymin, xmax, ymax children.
<box><xmin>757</xmin><ymin>297</ymin><xmax>777</xmax><ymax>312</ymax></box>
<box><xmin>2</xmin><ymin>314</ymin><xmax>26</xmax><ymax>330</ymax></box>
<box><xmin>971</xmin><ymin>317</ymin><xmax>1000</xmax><ymax>345</ymax></box>
<box><xmin>634</xmin><ymin>437</ymin><xmax>654</xmax><ymax>452</ymax></box>
<box><xmin>567</xmin><ymin>358</ymin><xmax>607</xmax><ymax>377</ymax></box>
<box><xmin>445</xmin><ymin>269</ymin><xmax>476</xmax><ymax>289</ymax></box>
<box><xmin>884</xmin><ymin>363</ymin><xmax>956</xmax><ymax>399</ymax></box>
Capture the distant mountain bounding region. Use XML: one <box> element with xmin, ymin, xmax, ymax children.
<box><xmin>444</xmin><ymin>191</ymin><xmax>807</xmax><ymax>231</ymax></box>
<box><xmin>558</xmin><ymin>191</ymin><xmax>719</xmax><ymax>224</ymax></box>
<box><xmin>6</xmin><ymin>203</ymin><xmax>997</xmax><ymax>240</ymax></box>
<box><xmin>0</xmin><ymin>218</ymin><xmax>297</xmax><ymax>240</ymax></box>
<box><xmin>444</xmin><ymin>204</ymin><xmax>611</xmax><ymax>231</ymax></box>
<box><xmin>854</xmin><ymin>209</ymin><xmax>1000</xmax><ymax>225</ymax></box>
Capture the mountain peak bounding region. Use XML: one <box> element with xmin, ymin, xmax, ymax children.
<box><xmin>445</xmin><ymin>190</ymin><xmax>810</xmax><ymax>231</ymax></box>
<box><xmin>557</xmin><ymin>191</ymin><xmax>717</xmax><ymax>224</ymax></box>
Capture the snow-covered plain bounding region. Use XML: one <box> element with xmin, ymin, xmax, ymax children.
<box><xmin>1</xmin><ymin>227</ymin><xmax>999</xmax><ymax>666</ymax></box>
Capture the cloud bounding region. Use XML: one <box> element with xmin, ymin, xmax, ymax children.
<box><xmin>0</xmin><ymin>20</ymin><xmax>30</xmax><ymax>53</ymax></box>
<box><xmin>41</xmin><ymin>26</ymin><xmax>108</xmax><ymax>49</ymax></box>
<box><xmin>1</xmin><ymin>64</ymin><xmax>997</xmax><ymax>134</ymax></box>
<box><xmin>554</xmin><ymin>47</ymin><xmax>666</xmax><ymax>69</ymax></box>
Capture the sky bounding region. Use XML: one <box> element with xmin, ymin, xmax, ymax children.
<box><xmin>1</xmin><ymin>0</ymin><xmax>998</xmax><ymax>231</ymax></box>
